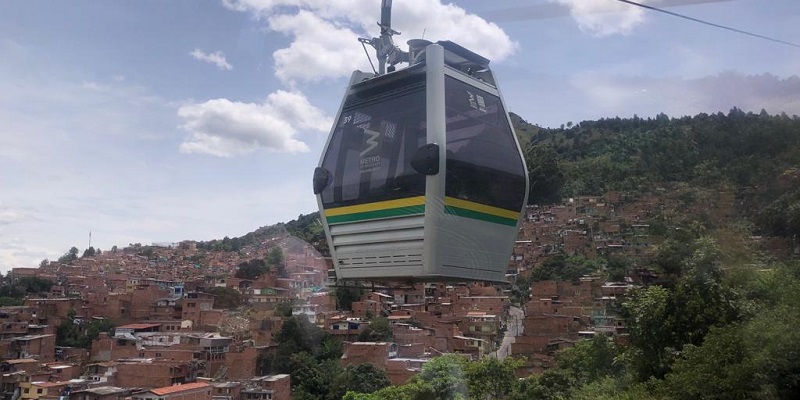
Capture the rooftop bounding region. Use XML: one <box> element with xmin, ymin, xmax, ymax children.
<box><xmin>150</xmin><ymin>382</ymin><xmax>210</xmax><ymax>396</ymax></box>
<box><xmin>32</xmin><ymin>381</ymin><xmax>70</xmax><ymax>388</ymax></box>
<box><xmin>116</xmin><ymin>323</ymin><xmax>162</xmax><ymax>330</ymax></box>
<box><xmin>75</xmin><ymin>386</ymin><xmax>128</xmax><ymax>396</ymax></box>
<box><xmin>11</xmin><ymin>334</ymin><xmax>54</xmax><ymax>341</ymax></box>
<box><xmin>251</xmin><ymin>374</ymin><xmax>290</xmax><ymax>382</ymax></box>
<box><xmin>3</xmin><ymin>359</ymin><xmax>37</xmax><ymax>364</ymax></box>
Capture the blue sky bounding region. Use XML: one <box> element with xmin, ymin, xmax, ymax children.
<box><xmin>1</xmin><ymin>0</ymin><xmax>799</xmax><ymax>271</ymax></box>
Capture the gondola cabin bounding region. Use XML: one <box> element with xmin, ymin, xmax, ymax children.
<box><xmin>314</xmin><ymin>39</ymin><xmax>528</xmax><ymax>283</ymax></box>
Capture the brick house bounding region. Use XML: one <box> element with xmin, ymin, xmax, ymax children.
<box><xmin>133</xmin><ymin>382</ymin><xmax>211</xmax><ymax>400</ymax></box>
<box><xmin>6</xmin><ymin>335</ymin><xmax>55</xmax><ymax>362</ymax></box>
<box><xmin>69</xmin><ymin>387</ymin><xmax>133</xmax><ymax>400</ymax></box>
<box><xmin>340</xmin><ymin>342</ymin><xmax>397</xmax><ymax>369</ymax></box>
<box><xmin>242</xmin><ymin>375</ymin><xmax>290</xmax><ymax>400</ymax></box>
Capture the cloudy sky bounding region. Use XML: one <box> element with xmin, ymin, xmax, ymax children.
<box><xmin>1</xmin><ymin>0</ymin><xmax>798</xmax><ymax>272</ymax></box>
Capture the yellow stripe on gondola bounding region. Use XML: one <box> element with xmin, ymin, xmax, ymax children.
<box><xmin>324</xmin><ymin>196</ymin><xmax>427</xmax><ymax>217</ymax></box>
<box><xmin>444</xmin><ymin>197</ymin><xmax>521</xmax><ymax>220</ymax></box>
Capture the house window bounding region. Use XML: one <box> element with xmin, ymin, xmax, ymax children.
<box><xmin>24</xmin><ymin>389</ymin><xmax>29</xmax><ymax>394</ymax></box>
<box><xmin>37</xmin><ymin>388</ymin><xmax>43</xmax><ymax>394</ymax></box>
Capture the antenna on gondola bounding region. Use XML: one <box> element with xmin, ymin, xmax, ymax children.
<box><xmin>358</xmin><ymin>0</ymin><xmax>409</xmax><ymax>75</ymax></box>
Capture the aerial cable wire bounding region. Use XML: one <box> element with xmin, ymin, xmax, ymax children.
<box><xmin>616</xmin><ymin>0</ymin><xmax>800</xmax><ymax>49</ymax></box>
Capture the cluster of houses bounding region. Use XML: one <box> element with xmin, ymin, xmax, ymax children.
<box><xmin>3</xmin><ymin>186</ymin><xmax>780</xmax><ymax>398</ymax></box>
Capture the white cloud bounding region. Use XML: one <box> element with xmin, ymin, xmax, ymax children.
<box><xmin>222</xmin><ymin>0</ymin><xmax>517</xmax><ymax>83</ymax></box>
<box><xmin>390</xmin><ymin>1</ymin><xmax>517</xmax><ymax>62</ymax></box>
<box><xmin>0</xmin><ymin>243</ymin><xmax>52</xmax><ymax>270</ymax></box>
<box><xmin>553</xmin><ymin>0</ymin><xmax>648</xmax><ymax>36</ymax></box>
<box><xmin>177</xmin><ymin>90</ymin><xmax>331</xmax><ymax>157</ymax></box>
<box><xmin>0</xmin><ymin>207</ymin><xmax>30</xmax><ymax>226</ymax></box>
<box><xmin>568</xmin><ymin>71</ymin><xmax>800</xmax><ymax>120</ymax></box>
<box><xmin>189</xmin><ymin>48</ymin><xmax>233</xmax><ymax>70</ymax></box>
<box><xmin>268</xmin><ymin>10</ymin><xmax>366</xmax><ymax>83</ymax></box>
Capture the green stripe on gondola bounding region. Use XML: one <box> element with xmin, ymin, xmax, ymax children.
<box><xmin>444</xmin><ymin>205</ymin><xmax>518</xmax><ymax>226</ymax></box>
<box><xmin>326</xmin><ymin>205</ymin><xmax>425</xmax><ymax>224</ymax></box>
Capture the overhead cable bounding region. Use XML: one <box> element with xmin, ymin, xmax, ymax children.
<box><xmin>616</xmin><ymin>0</ymin><xmax>800</xmax><ymax>49</ymax></box>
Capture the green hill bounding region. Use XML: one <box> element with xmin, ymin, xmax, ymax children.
<box><xmin>520</xmin><ymin>108</ymin><xmax>800</xmax><ymax>238</ymax></box>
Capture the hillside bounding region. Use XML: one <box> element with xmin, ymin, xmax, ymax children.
<box><xmin>520</xmin><ymin>108</ymin><xmax>800</xmax><ymax>238</ymax></box>
<box><xmin>274</xmin><ymin>109</ymin><xmax>800</xmax><ymax>253</ymax></box>
<box><xmin>8</xmin><ymin>109</ymin><xmax>800</xmax><ymax>400</ymax></box>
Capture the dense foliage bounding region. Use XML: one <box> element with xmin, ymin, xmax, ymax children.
<box><xmin>339</xmin><ymin>250</ymin><xmax>799</xmax><ymax>399</ymax></box>
<box><xmin>338</xmin><ymin>110</ymin><xmax>800</xmax><ymax>399</ymax></box>
<box><xmin>0</xmin><ymin>276</ymin><xmax>54</xmax><ymax>303</ymax></box>
<box><xmin>518</xmin><ymin>109</ymin><xmax>800</xmax><ymax>238</ymax></box>
<box><xmin>234</xmin><ymin>259</ymin><xmax>270</xmax><ymax>280</ymax></box>
<box><xmin>285</xmin><ymin>212</ymin><xmax>330</xmax><ymax>257</ymax></box>
<box><xmin>203</xmin><ymin>287</ymin><xmax>244</xmax><ymax>309</ymax></box>
<box><xmin>259</xmin><ymin>316</ymin><xmax>391</xmax><ymax>400</ymax></box>
<box><xmin>196</xmin><ymin>223</ymin><xmax>288</xmax><ymax>252</ymax></box>
<box><xmin>56</xmin><ymin>309</ymin><xmax>115</xmax><ymax>349</ymax></box>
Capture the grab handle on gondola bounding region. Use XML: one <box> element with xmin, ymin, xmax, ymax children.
<box><xmin>313</xmin><ymin>167</ymin><xmax>332</xmax><ymax>194</ymax></box>
<box><xmin>411</xmin><ymin>143</ymin><xmax>440</xmax><ymax>175</ymax></box>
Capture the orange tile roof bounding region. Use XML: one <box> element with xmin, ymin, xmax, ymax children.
<box><xmin>150</xmin><ymin>382</ymin><xmax>209</xmax><ymax>396</ymax></box>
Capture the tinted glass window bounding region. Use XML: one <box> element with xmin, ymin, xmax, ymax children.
<box><xmin>445</xmin><ymin>76</ymin><xmax>526</xmax><ymax>211</ymax></box>
<box><xmin>319</xmin><ymin>75</ymin><xmax>427</xmax><ymax>209</ymax></box>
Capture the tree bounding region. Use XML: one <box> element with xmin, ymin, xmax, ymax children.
<box><xmin>357</xmin><ymin>317</ymin><xmax>393</xmax><ymax>342</ymax></box>
<box><xmin>343</xmin><ymin>381</ymin><xmax>435</xmax><ymax>400</ymax></box>
<box><xmin>0</xmin><ymin>297</ymin><xmax>23</xmax><ymax>306</ymax></box>
<box><xmin>267</xmin><ymin>247</ymin><xmax>284</xmax><ymax>265</ymax></box>
<box><xmin>270</xmin><ymin>316</ymin><xmax>341</xmax><ymax>374</ymax></box>
<box><xmin>605</xmin><ymin>256</ymin><xmax>630</xmax><ymax>282</ymax></box>
<box><xmin>58</xmin><ymin>246</ymin><xmax>80</xmax><ymax>263</ymax></box>
<box><xmin>266</xmin><ymin>247</ymin><xmax>287</xmax><ymax>277</ymax></box>
<box><xmin>526</xmin><ymin>145</ymin><xmax>565</xmax><ymax>204</ymax></box>
<box><xmin>274</xmin><ymin>300</ymin><xmax>293</xmax><ymax>317</ymax></box>
<box><xmin>660</xmin><ymin>324</ymin><xmax>758</xmax><ymax>399</ymax></box>
<box><xmin>289</xmin><ymin>352</ymin><xmax>330</xmax><ymax>398</ymax></box>
<box><xmin>623</xmin><ymin>237</ymin><xmax>740</xmax><ymax>381</ymax></box>
<box><xmin>414</xmin><ymin>354</ymin><xmax>470</xmax><ymax>400</ymax></box>
<box><xmin>511</xmin><ymin>368</ymin><xmax>577</xmax><ymax>400</ymax></box>
<box><xmin>556</xmin><ymin>335</ymin><xmax>623</xmax><ymax>383</ymax></box>
<box><xmin>234</xmin><ymin>259</ymin><xmax>269</xmax><ymax>280</ymax></box>
<box><xmin>345</xmin><ymin>355</ymin><xmax>466</xmax><ymax>400</ymax></box>
<box><xmin>621</xmin><ymin>285</ymin><xmax>673</xmax><ymax>380</ymax></box>
<box><xmin>204</xmin><ymin>287</ymin><xmax>243</xmax><ymax>309</ymax></box>
<box><xmin>56</xmin><ymin>311</ymin><xmax>114</xmax><ymax>349</ymax></box>
<box><xmin>318</xmin><ymin>335</ymin><xmax>344</xmax><ymax>362</ymax></box>
<box><xmin>465</xmin><ymin>357</ymin><xmax>524</xmax><ymax>400</ymax></box>
<box><xmin>331</xmin><ymin>363</ymin><xmax>391</xmax><ymax>399</ymax></box>
<box><xmin>82</xmin><ymin>246</ymin><xmax>96</xmax><ymax>258</ymax></box>
<box><xmin>531</xmin><ymin>254</ymin><xmax>598</xmax><ymax>283</ymax></box>
<box><xmin>0</xmin><ymin>276</ymin><xmax>54</xmax><ymax>298</ymax></box>
<box><xmin>335</xmin><ymin>287</ymin><xmax>363</xmax><ymax>311</ymax></box>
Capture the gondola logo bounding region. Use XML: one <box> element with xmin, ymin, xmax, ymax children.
<box><xmin>359</xmin><ymin>126</ymin><xmax>382</xmax><ymax>171</ymax></box>
<box><xmin>467</xmin><ymin>91</ymin><xmax>487</xmax><ymax>112</ymax></box>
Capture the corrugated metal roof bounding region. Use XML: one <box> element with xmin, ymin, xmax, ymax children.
<box><xmin>116</xmin><ymin>323</ymin><xmax>161</xmax><ymax>330</ymax></box>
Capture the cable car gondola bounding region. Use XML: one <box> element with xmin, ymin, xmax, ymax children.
<box><xmin>313</xmin><ymin>0</ymin><xmax>528</xmax><ymax>283</ymax></box>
